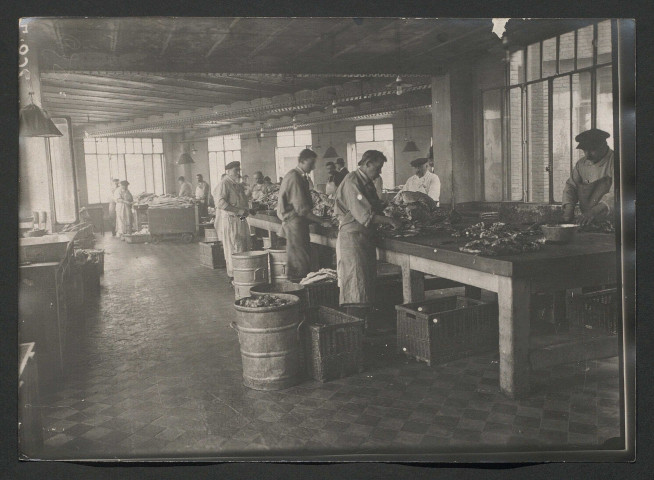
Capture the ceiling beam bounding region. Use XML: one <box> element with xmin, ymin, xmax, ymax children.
<box><xmin>331</xmin><ymin>19</ymin><xmax>397</xmax><ymax>59</ymax></box>
<box><xmin>41</xmin><ymin>84</ymin><xmax>234</xmax><ymax>105</ymax></box>
<box><xmin>40</xmin><ymin>73</ymin><xmax>260</xmax><ymax>100</ymax></box>
<box><xmin>293</xmin><ymin>19</ymin><xmax>354</xmax><ymax>56</ymax></box>
<box><xmin>40</xmin><ymin>80</ymin><xmax>249</xmax><ymax>103</ymax></box>
<box><xmin>247</xmin><ymin>19</ymin><xmax>296</xmax><ymax>60</ymax></box>
<box><xmin>41</xmin><ymin>90</ymin><xmax>216</xmax><ymax>110</ymax></box>
<box><xmin>205</xmin><ymin>18</ymin><xmax>241</xmax><ymax>58</ymax></box>
<box><xmin>406</xmin><ymin>24</ymin><xmax>491</xmax><ymax>60</ymax></box>
<box><xmin>42</xmin><ymin>99</ymin><xmax>188</xmax><ymax>114</ymax></box>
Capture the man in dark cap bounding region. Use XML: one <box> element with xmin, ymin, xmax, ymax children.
<box><xmin>333</xmin><ymin>157</ymin><xmax>349</xmax><ymax>187</ymax></box>
<box><xmin>215</xmin><ymin>161</ymin><xmax>251</xmax><ymax>280</ymax></box>
<box><xmin>562</xmin><ymin>128</ymin><xmax>614</xmax><ymax>224</ymax></box>
<box><xmin>277</xmin><ymin>149</ymin><xmax>332</xmax><ymax>282</ymax></box>
<box><xmin>396</xmin><ymin>157</ymin><xmax>441</xmax><ymax>204</ymax></box>
<box><xmin>334</xmin><ymin>150</ymin><xmax>401</xmax><ymax>332</ymax></box>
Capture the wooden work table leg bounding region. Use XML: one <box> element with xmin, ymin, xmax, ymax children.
<box><xmin>401</xmin><ymin>265</ymin><xmax>425</xmax><ymax>304</ymax></box>
<box><xmin>497</xmin><ymin>276</ymin><xmax>532</xmax><ymax>399</ymax></box>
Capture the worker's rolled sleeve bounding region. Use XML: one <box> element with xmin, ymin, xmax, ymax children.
<box><xmin>562</xmin><ymin>166</ymin><xmax>581</xmax><ymax>207</ymax></box>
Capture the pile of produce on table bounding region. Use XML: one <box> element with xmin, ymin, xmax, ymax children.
<box><xmin>258</xmin><ymin>184</ymin><xmax>280</xmax><ymax>211</ymax></box>
<box><xmin>72</xmin><ymin>248</ymin><xmax>103</xmax><ymax>266</ymax></box>
<box><xmin>236</xmin><ymin>294</ymin><xmax>291</xmax><ymax>308</ymax></box>
<box><xmin>300</xmin><ymin>268</ymin><xmax>338</xmax><ymax>285</ymax></box>
<box><xmin>578</xmin><ymin>219</ymin><xmax>615</xmax><ymax>233</ymax></box>
<box><xmin>380</xmin><ymin>191</ymin><xmax>462</xmax><ymax>237</ymax></box>
<box><xmin>134</xmin><ymin>193</ymin><xmax>197</xmax><ymax>208</ymax></box>
<box><xmin>453</xmin><ymin>222</ymin><xmax>546</xmax><ymax>256</ymax></box>
<box><xmin>311</xmin><ymin>190</ymin><xmax>335</xmax><ymax>218</ymax></box>
<box><xmin>61</xmin><ymin>221</ymin><xmax>95</xmax><ymax>234</ymax></box>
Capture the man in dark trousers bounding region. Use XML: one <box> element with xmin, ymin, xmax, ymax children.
<box><xmin>333</xmin><ymin>157</ymin><xmax>349</xmax><ymax>187</ymax></box>
<box><xmin>277</xmin><ymin>149</ymin><xmax>333</xmax><ymax>282</ymax></box>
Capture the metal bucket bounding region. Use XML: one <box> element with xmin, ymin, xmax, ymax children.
<box><xmin>232</xmin><ymin>250</ymin><xmax>269</xmax><ymax>300</ymax></box>
<box><xmin>266</xmin><ymin>249</ymin><xmax>288</xmax><ymax>285</ymax></box>
<box><xmin>232</xmin><ymin>293</ymin><xmax>302</xmax><ymax>390</ymax></box>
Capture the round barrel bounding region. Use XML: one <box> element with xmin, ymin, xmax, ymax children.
<box><xmin>266</xmin><ymin>249</ymin><xmax>288</xmax><ymax>285</ymax></box>
<box><xmin>232</xmin><ymin>250</ymin><xmax>269</xmax><ymax>300</ymax></box>
<box><xmin>250</xmin><ymin>282</ymin><xmax>307</xmax><ymax>315</ymax></box>
<box><xmin>233</xmin><ymin>293</ymin><xmax>302</xmax><ymax>390</ymax></box>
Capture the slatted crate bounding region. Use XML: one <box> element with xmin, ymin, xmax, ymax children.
<box><xmin>199</xmin><ymin>241</ymin><xmax>226</xmax><ymax>269</ymax></box>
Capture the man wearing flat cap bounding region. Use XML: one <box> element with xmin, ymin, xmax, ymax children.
<box><xmin>215</xmin><ymin>161</ymin><xmax>251</xmax><ymax>280</ymax></box>
<box><xmin>397</xmin><ymin>157</ymin><xmax>441</xmax><ymax>205</ymax></box>
<box><xmin>562</xmin><ymin>128</ymin><xmax>614</xmax><ymax>225</ymax></box>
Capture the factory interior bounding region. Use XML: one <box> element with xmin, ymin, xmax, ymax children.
<box><xmin>17</xmin><ymin>18</ymin><xmax>629</xmax><ymax>460</ymax></box>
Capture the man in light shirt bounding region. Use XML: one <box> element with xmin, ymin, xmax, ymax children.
<box><xmin>398</xmin><ymin>157</ymin><xmax>441</xmax><ymax>205</ymax></box>
<box><xmin>177</xmin><ymin>176</ymin><xmax>193</xmax><ymax>197</ymax></box>
<box><xmin>562</xmin><ymin>128</ymin><xmax>614</xmax><ymax>225</ymax></box>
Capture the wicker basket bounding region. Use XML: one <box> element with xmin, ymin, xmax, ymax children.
<box><xmin>567</xmin><ymin>288</ymin><xmax>619</xmax><ymax>335</ymax></box>
<box><xmin>303</xmin><ymin>280</ymin><xmax>340</xmax><ymax>322</ymax></box>
<box><xmin>199</xmin><ymin>241</ymin><xmax>226</xmax><ymax>269</ymax></box>
<box><xmin>306</xmin><ymin>306</ymin><xmax>365</xmax><ymax>382</ymax></box>
<box><xmin>396</xmin><ymin>296</ymin><xmax>499</xmax><ymax>366</ymax></box>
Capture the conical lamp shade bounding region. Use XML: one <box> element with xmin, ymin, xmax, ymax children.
<box><xmin>402</xmin><ymin>140</ymin><xmax>420</xmax><ymax>153</ymax></box>
<box><xmin>19</xmin><ymin>103</ymin><xmax>63</xmax><ymax>137</ymax></box>
<box><xmin>323</xmin><ymin>146</ymin><xmax>339</xmax><ymax>158</ymax></box>
<box><xmin>177</xmin><ymin>152</ymin><xmax>195</xmax><ymax>165</ymax></box>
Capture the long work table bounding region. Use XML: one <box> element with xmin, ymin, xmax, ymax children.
<box><xmin>248</xmin><ymin>213</ymin><xmax>617</xmax><ymax>398</ymax></box>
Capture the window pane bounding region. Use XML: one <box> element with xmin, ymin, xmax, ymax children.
<box><xmin>84</xmin><ymin>138</ymin><xmax>96</xmax><ymax>154</ymax></box>
<box><xmin>49</xmin><ymin>119</ymin><xmax>77</xmax><ymax>223</ymax></box>
<box><xmin>294</xmin><ymin>129</ymin><xmax>312</xmax><ymax>147</ymax></box>
<box><xmin>117</xmin><ymin>137</ymin><xmax>125</xmax><ymax>154</ymax></box>
<box><xmin>597</xmin><ymin>20</ymin><xmax>612</xmax><ymax>64</ymax></box>
<box><xmin>208</xmin><ymin>135</ymin><xmax>223</xmax><ymax>152</ymax></box>
<box><xmin>577</xmin><ymin>25</ymin><xmax>594</xmax><ymax>69</ymax></box>
<box><xmin>355</xmin><ymin>125</ymin><xmax>374</xmax><ymax>143</ymax></box>
<box><xmin>109</xmin><ymin>155</ymin><xmax>120</xmax><ymax>182</ymax></box>
<box><xmin>509</xmin><ymin>49</ymin><xmax>524</xmax><ymax>84</ymax></box>
<box><xmin>482</xmin><ymin>91</ymin><xmax>503</xmax><ymax>202</ymax></box>
<box><xmin>527</xmin><ymin>43</ymin><xmax>541</xmax><ymax>81</ymax></box>
<box><xmin>552</xmin><ymin>76</ymin><xmax>572</xmax><ymax>202</ymax></box>
<box><xmin>374</xmin><ymin>124</ymin><xmax>394</xmax><ymax>141</ymax></box>
<box><xmin>596</xmin><ymin>65</ymin><xmax>614</xmax><ymax>150</ymax></box>
<box><xmin>125</xmin><ymin>154</ymin><xmax>146</xmax><ymax>195</ymax></box>
<box><xmin>509</xmin><ymin>88</ymin><xmax>523</xmax><ymax>201</ymax></box>
<box><xmin>153</xmin><ymin>155</ymin><xmax>164</xmax><ymax>194</ymax></box>
<box><xmin>96</xmin><ymin>138</ymin><xmax>108</xmax><ymax>154</ymax></box>
<box><xmin>542</xmin><ymin>37</ymin><xmax>557</xmax><ymax>77</ymax></box>
<box><xmin>224</xmin><ymin>134</ymin><xmax>241</xmax><ymax>151</ymax></box>
<box><xmin>277</xmin><ymin>131</ymin><xmax>295</xmax><ymax>148</ymax></box>
<box><xmin>133</xmin><ymin>138</ymin><xmax>143</xmax><ymax>154</ymax></box>
<box><xmin>142</xmin><ymin>138</ymin><xmax>153</xmax><ymax>154</ymax></box>
<box><xmin>572</xmin><ymin>72</ymin><xmax>592</xmax><ymax>160</ymax></box>
<box><xmin>85</xmin><ymin>155</ymin><xmax>100</xmax><ymax>204</ymax></box>
<box><xmin>124</xmin><ymin>138</ymin><xmax>134</xmax><ymax>154</ymax></box>
<box><xmin>153</xmin><ymin>138</ymin><xmax>163</xmax><ymax>154</ymax></box>
<box><xmin>559</xmin><ymin>31</ymin><xmax>575</xmax><ymax>74</ymax></box>
<box><xmin>144</xmin><ymin>154</ymin><xmax>154</xmax><ymax>193</ymax></box>
<box><xmin>96</xmin><ymin>155</ymin><xmax>112</xmax><ymax>204</ymax></box>
<box><xmin>527</xmin><ymin>81</ymin><xmax>549</xmax><ymax>202</ymax></box>
<box><xmin>108</xmin><ymin>137</ymin><xmax>117</xmax><ymax>154</ymax></box>
<box><xmin>208</xmin><ymin>152</ymin><xmax>219</xmax><ymax>188</ymax></box>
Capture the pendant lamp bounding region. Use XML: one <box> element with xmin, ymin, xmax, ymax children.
<box><xmin>402</xmin><ymin>140</ymin><xmax>420</xmax><ymax>153</ymax></box>
<box><xmin>177</xmin><ymin>152</ymin><xmax>195</xmax><ymax>165</ymax></box>
<box><xmin>323</xmin><ymin>146</ymin><xmax>338</xmax><ymax>158</ymax></box>
<box><xmin>19</xmin><ymin>93</ymin><xmax>62</xmax><ymax>137</ymax></box>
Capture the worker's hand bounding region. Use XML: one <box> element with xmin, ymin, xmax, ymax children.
<box><xmin>321</xmin><ymin>220</ymin><xmax>333</xmax><ymax>229</ymax></box>
<box><xmin>238</xmin><ymin>208</ymin><xmax>248</xmax><ymax>217</ymax></box>
<box><xmin>579</xmin><ymin>204</ymin><xmax>607</xmax><ymax>226</ymax></box>
<box><xmin>388</xmin><ymin>217</ymin><xmax>403</xmax><ymax>230</ymax></box>
<box><xmin>562</xmin><ymin>204</ymin><xmax>575</xmax><ymax>223</ymax></box>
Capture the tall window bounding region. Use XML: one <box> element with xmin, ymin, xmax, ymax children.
<box><xmin>84</xmin><ymin>137</ymin><xmax>165</xmax><ymax>204</ymax></box>
<box><xmin>485</xmin><ymin>20</ymin><xmax>613</xmax><ymax>203</ymax></box>
<box><xmin>349</xmin><ymin>123</ymin><xmax>395</xmax><ymax>189</ymax></box>
<box><xmin>275</xmin><ymin>129</ymin><xmax>313</xmax><ymax>181</ymax></box>
<box><xmin>208</xmin><ymin>134</ymin><xmax>241</xmax><ymax>187</ymax></box>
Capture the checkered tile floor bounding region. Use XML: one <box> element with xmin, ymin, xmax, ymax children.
<box><xmin>32</xmin><ymin>235</ymin><xmax>621</xmax><ymax>459</ymax></box>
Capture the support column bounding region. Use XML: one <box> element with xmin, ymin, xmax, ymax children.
<box><xmin>431</xmin><ymin>75</ymin><xmax>453</xmax><ymax>205</ymax></box>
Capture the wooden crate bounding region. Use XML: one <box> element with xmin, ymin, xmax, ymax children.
<box><xmin>396</xmin><ymin>296</ymin><xmax>499</xmax><ymax>366</ymax></box>
<box><xmin>199</xmin><ymin>241</ymin><xmax>226</xmax><ymax>269</ymax></box>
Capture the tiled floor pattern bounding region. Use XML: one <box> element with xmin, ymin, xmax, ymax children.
<box><xmin>34</xmin><ymin>235</ymin><xmax>621</xmax><ymax>459</ymax></box>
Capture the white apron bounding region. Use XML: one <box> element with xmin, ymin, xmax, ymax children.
<box><xmin>220</xmin><ymin>210</ymin><xmax>252</xmax><ymax>277</ymax></box>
